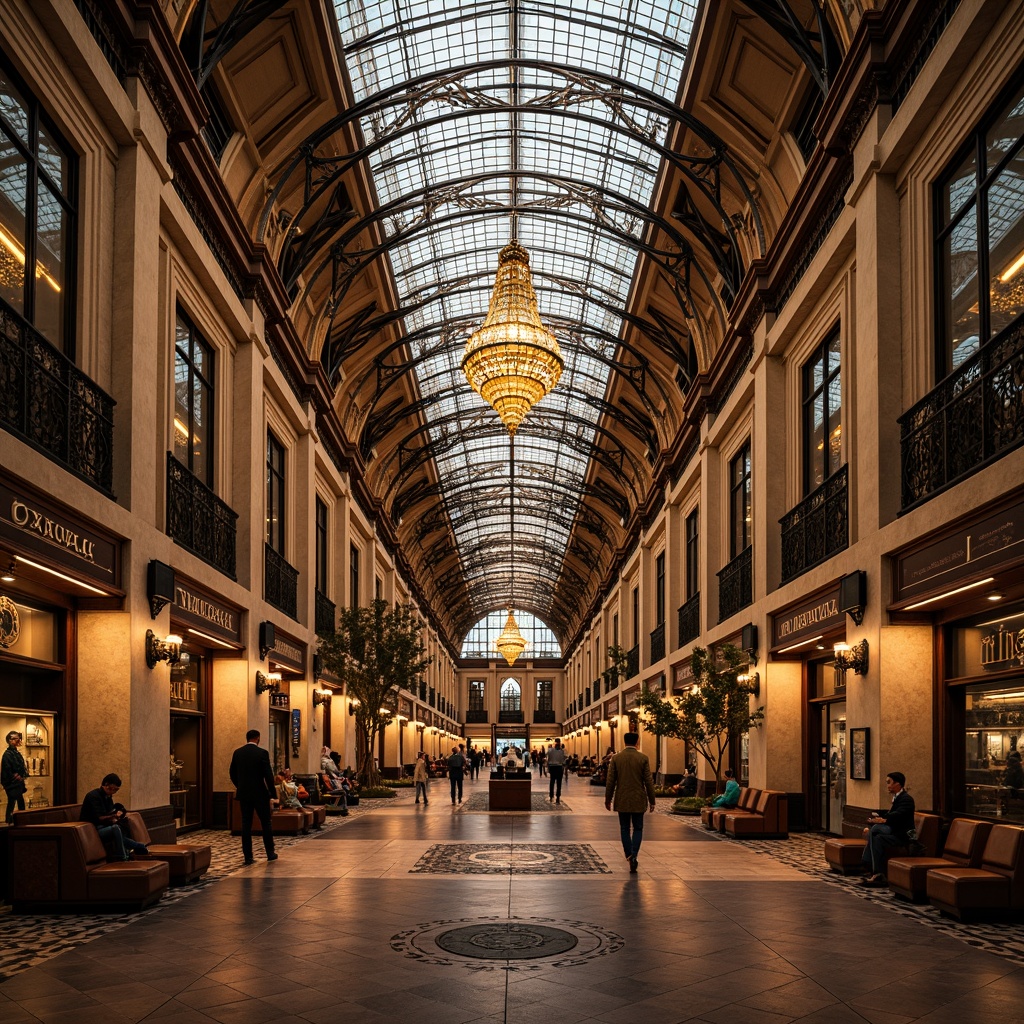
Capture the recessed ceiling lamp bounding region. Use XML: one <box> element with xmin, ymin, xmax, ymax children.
<box><xmin>461</xmin><ymin>241</ymin><xmax>563</xmax><ymax>435</ymax></box>
<box><xmin>1</xmin><ymin>561</ymin><xmax>14</xmax><ymax>583</ymax></box>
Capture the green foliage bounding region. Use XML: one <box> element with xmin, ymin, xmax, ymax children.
<box><xmin>602</xmin><ymin>645</ymin><xmax>629</xmax><ymax>687</ymax></box>
<box><xmin>317</xmin><ymin>599</ymin><xmax>432</xmax><ymax>788</ymax></box>
<box><xmin>635</xmin><ymin>686</ymin><xmax>684</xmax><ymax>777</ymax></box>
<box><xmin>671</xmin><ymin>795</ymin><xmax>709</xmax><ymax>814</ymax></box>
<box><xmin>675</xmin><ymin>643</ymin><xmax>764</xmax><ymax>787</ymax></box>
<box><xmin>359</xmin><ymin>787</ymin><xmax>397</xmax><ymax>799</ymax></box>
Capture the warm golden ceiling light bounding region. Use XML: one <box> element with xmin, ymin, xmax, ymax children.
<box><xmin>494</xmin><ymin>607</ymin><xmax>528</xmax><ymax>666</ymax></box>
<box><xmin>462</xmin><ymin>241</ymin><xmax>563</xmax><ymax>433</ymax></box>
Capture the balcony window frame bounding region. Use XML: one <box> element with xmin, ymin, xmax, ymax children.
<box><xmin>0</xmin><ymin>54</ymin><xmax>78</xmax><ymax>355</ymax></box>
<box><xmin>729</xmin><ymin>441</ymin><xmax>752</xmax><ymax>558</ymax></box>
<box><xmin>685</xmin><ymin>507</ymin><xmax>699</xmax><ymax>600</ymax></box>
<box><xmin>315</xmin><ymin>495</ymin><xmax>329</xmax><ymax>595</ymax></box>
<box><xmin>173</xmin><ymin>307</ymin><xmax>215</xmax><ymax>489</ymax></box>
<box><xmin>266</xmin><ymin>430</ymin><xmax>286</xmax><ymax>556</ymax></box>
<box><xmin>802</xmin><ymin>327</ymin><xmax>843</xmax><ymax>495</ymax></box>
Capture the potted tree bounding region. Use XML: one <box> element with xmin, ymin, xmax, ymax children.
<box><xmin>317</xmin><ymin>599</ymin><xmax>432</xmax><ymax>789</ymax></box>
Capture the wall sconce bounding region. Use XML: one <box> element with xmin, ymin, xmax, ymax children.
<box><xmin>741</xmin><ymin>622</ymin><xmax>759</xmax><ymax>666</ymax></box>
<box><xmin>259</xmin><ymin>621</ymin><xmax>275</xmax><ymax>661</ymax></box>
<box><xmin>833</xmin><ymin>640</ymin><xmax>869</xmax><ymax>683</ymax></box>
<box><xmin>607</xmin><ymin>719</ymin><xmax>618</xmax><ymax>731</ymax></box>
<box><xmin>312</xmin><ymin>652</ymin><xmax>324</xmax><ymax>683</ymax></box>
<box><xmin>256</xmin><ymin>671</ymin><xmax>281</xmax><ymax>695</ymax></box>
<box><xmin>146</xmin><ymin>630</ymin><xmax>182</xmax><ymax>669</ymax></box>
<box><xmin>738</xmin><ymin>671</ymin><xmax>760</xmax><ymax>697</ymax></box>
<box><xmin>313</xmin><ymin>689</ymin><xmax>332</xmax><ymax>709</ymax></box>
<box><xmin>347</xmin><ymin>697</ymin><xmax>360</xmax><ymax>716</ymax></box>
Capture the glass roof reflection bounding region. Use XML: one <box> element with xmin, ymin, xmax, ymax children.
<box><xmin>334</xmin><ymin>0</ymin><xmax>696</xmax><ymax>639</ymax></box>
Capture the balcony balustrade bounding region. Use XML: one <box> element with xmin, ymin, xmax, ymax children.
<box><xmin>717</xmin><ymin>545</ymin><xmax>752</xmax><ymax>623</ymax></box>
<box><xmin>626</xmin><ymin>644</ymin><xmax>640</xmax><ymax>679</ymax></box>
<box><xmin>167</xmin><ymin>454</ymin><xmax>237</xmax><ymax>579</ymax></box>
<box><xmin>264</xmin><ymin>544</ymin><xmax>299</xmax><ymax>620</ymax></box>
<box><xmin>678</xmin><ymin>592</ymin><xmax>700</xmax><ymax>647</ymax></box>
<box><xmin>0</xmin><ymin>297</ymin><xmax>115</xmax><ymax>494</ymax></box>
<box><xmin>534</xmin><ymin>709</ymin><xmax>556</xmax><ymax>723</ymax></box>
<box><xmin>315</xmin><ymin>589</ymin><xmax>335</xmax><ymax>635</ymax></box>
<box><xmin>465</xmin><ymin>709</ymin><xmax>488</xmax><ymax>723</ymax></box>
<box><xmin>900</xmin><ymin>317</ymin><xmax>1024</xmax><ymax>510</ymax></box>
<box><xmin>649</xmin><ymin>622</ymin><xmax>666</xmax><ymax>663</ymax></box>
<box><xmin>780</xmin><ymin>465</ymin><xmax>848</xmax><ymax>584</ymax></box>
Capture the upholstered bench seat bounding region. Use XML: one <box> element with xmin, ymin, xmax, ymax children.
<box><xmin>887</xmin><ymin>819</ymin><xmax>992</xmax><ymax>902</ymax></box>
<box><xmin>824</xmin><ymin>838</ymin><xmax>868</xmax><ymax>874</ymax></box>
<box><xmin>124</xmin><ymin>812</ymin><xmax>212</xmax><ymax>885</ymax></box>
<box><xmin>927</xmin><ymin>824</ymin><xmax>1024</xmax><ymax>921</ymax></box>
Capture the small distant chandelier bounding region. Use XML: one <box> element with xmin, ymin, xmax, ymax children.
<box><xmin>462</xmin><ymin>241</ymin><xmax>563</xmax><ymax>434</ymax></box>
<box><xmin>495</xmin><ymin>608</ymin><xmax>527</xmax><ymax>667</ymax></box>
<box><xmin>492</xmin><ymin>434</ymin><xmax>529</xmax><ymax>667</ymax></box>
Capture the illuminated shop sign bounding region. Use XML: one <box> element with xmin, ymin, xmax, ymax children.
<box><xmin>772</xmin><ymin>585</ymin><xmax>843</xmax><ymax>649</ymax></box>
<box><xmin>172</xmin><ymin>578</ymin><xmax>242</xmax><ymax>644</ymax></box>
<box><xmin>981</xmin><ymin>627</ymin><xmax>1024</xmax><ymax>670</ymax></box>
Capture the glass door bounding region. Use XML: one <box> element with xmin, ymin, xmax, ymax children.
<box><xmin>820</xmin><ymin>702</ymin><xmax>847</xmax><ymax>834</ymax></box>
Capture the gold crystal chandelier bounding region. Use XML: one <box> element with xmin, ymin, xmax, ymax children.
<box><xmin>462</xmin><ymin>241</ymin><xmax>563</xmax><ymax>434</ymax></box>
<box><xmin>493</xmin><ymin>434</ymin><xmax>529</xmax><ymax>667</ymax></box>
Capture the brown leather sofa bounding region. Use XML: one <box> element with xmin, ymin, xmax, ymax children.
<box><xmin>823</xmin><ymin>812</ymin><xmax>940</xmax><ymax>874</ymax></box>
<box><xmin>926</xmin><ymin>823</ymin><xmax>1024</xmax><ymax>921</ymax></box>
<box><xmin>228</xmin><ymin>795</ymin><xmax>310</xmax><ymax>835</ymax></box>
<box><xmin>123</xmin><ymin>812</ymin><xmax>212</xmax><ymax>885</ymax></box>
<box><xmin>700</xmin><ymin>787</ymin><xmax>759</xmax><ymax>830</ymax></box>
<box><xmin>886</xmin><ymin>818</ymin><xmax>992</xmax><ymax>902</ymax></box>
<box><xmin>7</xmin><ymin>822</ymin><xmax>169</xmax><ymax>912</ymax></box>
<box><xmin>723</xmin><ymin>791</ymin><xmax>789</xmax><ymax>838</ymax></box>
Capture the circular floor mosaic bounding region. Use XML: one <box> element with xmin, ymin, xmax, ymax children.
<box><xmin>392</xmin><ymin>915</ymin><xmax>623</xmax><ymax>971</ymax></box>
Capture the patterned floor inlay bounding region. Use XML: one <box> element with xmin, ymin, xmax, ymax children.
<box><xmin>410</xmin><ymin>842</ymin><xmax>611</xmax><ymax>874</ymax></box>
<box><xmin>392</xmin><ymin>915</ymin><xmax>622</xmax><ymax>971</ymax></box>
<box><xmin>458</xmin><ymin>792</ymin><xmax>572</xmax><ymax>813</ymax></box>
<box><xmin>670</xmin><ymin>813</ymin><xmax>1024</xmax><ymax>969</ymax></box>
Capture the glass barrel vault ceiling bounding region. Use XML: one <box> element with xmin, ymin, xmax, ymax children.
<box><xmin>333</xmin><ymin>0</ymin><xmax>698</xmax><ymax>645</ymax></box>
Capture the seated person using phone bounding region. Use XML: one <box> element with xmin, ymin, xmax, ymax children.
<box><xmin>860</xmin><ymin>771</ymin><xmax>915</xmax><ymax>886</ymax></box>
<box><xmin>80</xmin><ymin>773</ymin><xmax>150</xmax><ymax>861</ymax></box>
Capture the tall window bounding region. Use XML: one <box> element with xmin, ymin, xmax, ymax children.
<box><xmin>349</xmin><ymin>544</ymin><xmax>360</xmax><ymax>607</ymax></box>
<box><xmin>500</xmin><ymin>679</ymin><xmax>521</xmax><ymax>713</ymax></box>
<box><xmin>536</xmin><ymin>679</ymin><xmax>553</xmax><ymax>711</ymax></box>
<box><xmin>173</xmin><ymin>309</ymin><xmax>214</xmax><ymax>487</ymax></box>
<box><xmin>0</xmin><ymin>59</ymin><xmax>76</xmax><ymax>351</ymax></box>
<box><xmin>315</xmin><ymin>496</ymin><xmax>328</xmax><ymax>594</ymax></box>
<box><xmin>613</xmin><ymin>613</ymin><xmax>619</xmax><ymax>649</ymax></box>
<box><xmin>802</xmin><ymin>330</ymin><xmax>842</xmax><ymax>492</ymax></box>
<box><xmin>729</xmin><ymin>442</ymin><xmax>752</xmax><ymax>557</ymax></box>
<box><xmin>631</xmin><ymin>585</ymin><xmax>639</xmax><ymax>646</ymax></box>
<box><xmin>266</xmin><ymin>431</ymin><xmax>285</xmax><ymax>554</ymax></box>
<box><xmin>936</xmin><ymin>77</ymin><xmax>1024</xmax><ymax>375</ymax></box>
<box><xmin>375</xmin><ymin>576</ymin><xmax>382</xmax><ymax>601</ymax></box>
<box><xmin>469</xmin><ymin>680</ymin><xmax>485</xmax><ymax>711</ymax></box>
<box><xmin>655</xmin><ymin>552</ymin><xmax>665</xmax><ymax>626</ymax></box>
<box><xmin>685</xmin><ymin>508</ymin><xmax>699</xmax><ymax>599</ymax></box>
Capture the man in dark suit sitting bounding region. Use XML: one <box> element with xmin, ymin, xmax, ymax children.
<box><xmin>860</xmin><ymin>771</ymin><xmax>915</xmax><ymax>886</ymax></box>
<box><xmin>229</xmin><ymin>729</ymin><xmax>279</xmax><ymax>865</ymax></box>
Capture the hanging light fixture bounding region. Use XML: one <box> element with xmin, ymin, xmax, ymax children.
<box><xmin>462</xmin><ymin>241</ymin><xmax>563</xmax><ymax>434</ymax></box>
<box><xmin>493</xmin><ymin>434</ymin><xmax>529</xmax><ymax>667</ymax></box>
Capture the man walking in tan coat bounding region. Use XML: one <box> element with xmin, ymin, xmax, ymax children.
<box><xmin>605</xmin><ymin>731</ymin><xmax>656</xmax><ymax>873</ymax></box>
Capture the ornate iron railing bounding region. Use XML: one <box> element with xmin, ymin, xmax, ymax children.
<box><xmin>678</xmin><ymin>593</ymin><xmax>700</xmax><ymax>647</ymax></box>
<box><xmin>780</xmin><ymin>465</ymin><xmax>848</xmax><ymax>584</ymax></box>
<box><xmin>465</xmin><ymin>709</ymin><xmax>488</xmax><ymax>723</ymax></box>
<box><xmin>649</xmin><ymin>622</ymin><xmax>666</xmax><ymax>663</ymax></box>
<box><xmin>593</xmin><ymin>677</ymin><xmax>601</xmax><ymax>701</ymax></box>
<box><xmin>626</xmin><ymin>644</ymin><xmax>640</xmax><ymax>679</ymax></box>
<box><xmin>166</xmin><ymin>454</ymin><xmax>237</xmax><ymax>578</ymax></box>
<box><xmin>264</xmin><ymin>544</ymin><xmax>299</xmax><ymax>620</ymax></box>
<box><xmin>0</xmin><ymin>298</ymin><xmax>115</xmax><ymax>494</ymax></box>
<box><xmin>718</xmin><ymin>545</ymin><xmax>752</xmax><ymax>623</ymax></box>
<box><xmin>900</xmin><ymin>317</ymin><xmax>1024</xmax><ymax>511</ymax></box>
<box><xmin>533</xmin><ymin>709</ymin><xmax>556</xmax><ymax>724</ymax></box>
<box><xmin>314</xmin><ymin>589</ymin><xmax>335</xmax><ymax>635</ymax></box>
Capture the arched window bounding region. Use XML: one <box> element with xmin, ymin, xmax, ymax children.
<box><xmin>461</xmin><ymin>611</ymin><xmax>561</xmax><ymax>658</ymax></box>
<box><xmin>500</xmin><ymin>678</ymin><xmax>521</xmax><ymax>713</ymax></box>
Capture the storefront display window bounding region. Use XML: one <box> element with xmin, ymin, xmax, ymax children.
<box><xmin>0</xmin><ymin>710</ymin><xmax>55</xmax><ymax>808</ymax></box>
<box><xmin>169</xmin><ymin>652</ymin><xmax>204</xmax><ymax>829</ymax></box>
<box><xmin>964</xmin><ymin>682</ymin><xmax>1024</xmax><ymax>824</ymax></box>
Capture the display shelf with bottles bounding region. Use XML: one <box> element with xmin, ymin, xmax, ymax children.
<box><xmin>1</xmin><ymin>712</ymin><xmax>55</xmax><ymax>808</ymax></box>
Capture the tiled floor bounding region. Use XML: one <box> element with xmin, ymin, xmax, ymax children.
<box><xmin>2</xmin><ymin>776</ymin><xmax>1024</xmax><ymax>1023</ymax></box>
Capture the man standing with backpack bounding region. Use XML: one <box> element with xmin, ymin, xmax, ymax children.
<box><xmin>448</xmin><ymin>745</ymin><xmax>467</xmax><ymax>804</ymax></box>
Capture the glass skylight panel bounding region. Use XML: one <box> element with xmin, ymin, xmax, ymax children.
<box><xmin>333</xmin><ymin>0</ymin><xmax>695</xmax><ymax>636</ymax></box>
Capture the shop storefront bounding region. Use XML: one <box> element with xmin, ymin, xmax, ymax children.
<box><xmin>892</xmin><ymin>494</ymin><xmax>1024</xmax><ymax>824</ymax></box>
<box><xmin>264</xmin><ymin>628</ymin><xmax>307</xmax><ymax>775</ymax></box>
<box><xmin>158</xmin><ymin>565</ymin><xmax>244</xmax><ymax>830</ymax></box>
<box><xmin>1</xmin><ymin>478</ymin><xmax>123</xmax><ymax>811</ymax></box>
<box><xmin>771</xmin><ymin>581</ymin><xmax>852</xmax><ymax>834</ymax></box>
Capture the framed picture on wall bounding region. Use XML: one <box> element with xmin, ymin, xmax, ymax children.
<box><xmin>850</xmin><ymin>728</ymin><xmax>870</xmax><ymax>780</ymax></box>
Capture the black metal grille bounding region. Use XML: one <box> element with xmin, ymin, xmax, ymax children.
<box><xmin>465</xmin><ymin>710</ymin><xmax>488</xmax><ymax>723</ymax></box>
<box><xmin>499</xmin><ymin>710</ymin><xmax>524</xmax><ymax>723</ymax></box>
<box><xmin>0</xmin><ymin>298</ymin><xmax>115</xmax><ymax>494</ymax></box>
<box><xmin>315</xmin><ymin>589</ymin><xmax>335</xmax><ymax>635</ymax></box>
<box><xmin>626</xmin><ymin>644</ymin><xmax>640</xmax><ymax>680</ymax></box>
<box><xmin>649</xmin><ymin>622</ymin><xmax>665</xmax><ymax>663</ymax></box>
<box><xmin>717</xmin><ymin>546</ymin><xmax>752</xmax><ymax>623</ymax></box>
<box><xmin>265</xmin><ymin>544</ymin><xmax>299</xmax><ymax>620</ymax></box>
<box><xmin>677</xmin><ymin>593</ymin><xmax>700</xmax><ymax>647</ymax></box>
<box><xmin>533</xmin><ymin>709</ymin><xmax>556</xmax><ymax>724</ymax></box>
<box><xmin>166</xmin><ymin>453</ymin><xmax>237</xmax><ymax>578</ymax></box>
<box><xmin>593</xmin><ymin>677</ymin><xmax>601</xmax><ymax>701</ymax></box>
<box><xmin>780</xmin><ymin>465</ymin><xmax>848</xmax><ymax>584</ymax></box>
<box><xmin>900</xmin><ymin>318</ymin><xmax>1024</xmax><ymax>511</ymax></box>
